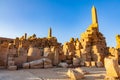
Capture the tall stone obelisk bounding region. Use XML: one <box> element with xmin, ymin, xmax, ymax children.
<box><xmin>48</xmin><ymin>27</ymin><xmax>52</xmax><ymax>38</ymax></box>
<box><xmin>92</xmin><ymin>6</ymin><xmax>98</xmax><ymax>24</ymax></box>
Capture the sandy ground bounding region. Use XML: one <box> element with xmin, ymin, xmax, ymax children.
<box><xmin>0</xmin><ymin>67</ymin><xmax>106</xmax><ymax>80</ymax></box>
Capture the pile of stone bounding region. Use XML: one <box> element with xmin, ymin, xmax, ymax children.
<box><xmin>62</xmin><ymin>6</ymin><xmax>108</xmax><ymax>68</ymax></box>
<box><xmin>0</xmin><ymin>41</ymin><xmax>8</xmax><ymax>67</ymax></box>
<box><xmin>63</xmin><ymin>38</ymin><xmax>75</xmax><ymax>64</ymax></box>
<box><xmin>80</xmin><ymin>23</ymin><xmax>107</xmax><ymax>67</ymax></box>
<box><xmin>23</xmin><ymin>58</ymin><xmax>53</xmax><ymax>69</ymax></box>
<box><xmin>7</xmin><ymin>43</ymin><xmax>17</xmax><ymax>70</ymax></box>
<box><xmin>7</xmin><ymin>55</ymin><xmax>17</xmax><ymax>70</ymax></box>
<box><xmin>1</xmin><ymin>6</ymin><xmax>120</xmax><ymax>71</ymax></box>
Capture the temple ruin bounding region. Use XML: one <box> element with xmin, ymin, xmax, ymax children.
<box><xmin>0</xmin><ymin>6</ymin><xmax>120</xmax><ymax>72</ymax></box>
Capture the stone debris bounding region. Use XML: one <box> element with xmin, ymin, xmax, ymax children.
<box><xmin>62</xmin><ymin>6</ymin><xmax>108</xmax><ymax>68</ymax></box>
<box><xmin>84</xmin><ymin>61</ymin><xmax>91</xmax><ymax>67</ymax></box>
<box><xmin>0</xmin><ymin>6</ymin><xmax>120</xmax><ymax>72</ymax></box>
<box><xmin>23</xmin><ymin>58</ymin><xmax>53</xmax><ymax>69</ymax></box>
<box><xmin>91</xmin><ymin>61</ymin><xmax>96</xmax><ymax>67</ymax></box>
<box><xmin>22</xmin><ymin>63</ymin><xmax>30</xmax><ymax>69</ymax></box>
<box><xmin>58</xmin><ymin>62</ymin><xmax>68</xmax><ymax>68</ymax></box>
<box><xmin>96</xmin><ymin>61</ymin><xmax>103</xmax><ymax>67</ymax></box>
<box><xmin>73</xmin><ymin>57</ymin><xmax>80</xmax><ymax>67</ymax></box>
<box><xmin>67</xmin><ymin>68</ymin><xmax>84</xmax><ymax>80</ymax></box>
<box><xmin>104</xmin><ymin>57</ymin><xmax>120</xmax><ymax>79</ymax></box>
<box><xmin>8</xmin><ymin>66</ymin><xmax>17</xmax><ymax>70</ymax></box>
<box><xmin>29</xmin><ymin>59</ymin><xmax>44</xmax><ymax>69</ymax></box>
<box><xmin>43</xmin><ymin>58</ymin><xmax>53</xmax><ymax>68</ymax></box>
<box><xmin>75</xmin><ymin>68</ymin><xmax>89</xmax><ymax>75</ymax></box>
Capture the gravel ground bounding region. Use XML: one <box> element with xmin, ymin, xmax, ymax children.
<box><xmin>0</xmin><ymin>67</ymin><xmax>106</xmax><ymax>80</ymax></box>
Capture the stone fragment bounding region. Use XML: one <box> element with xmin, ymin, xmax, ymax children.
<box><xmin>27</xmin><ymin>46</ymin><xmax>41</xmax><ymax>61</ymax></box>
<box><xmin>104</xmin><ymin>57</ymin><xmax>120</xmax><ymax>78</ymax></box>
<box><xmin>96</xmin><ymin>61</ymin><xmax>103</xmax><ymax>67</ymax></box>
<box><xmin>8</xmin><ymin>66</ymin><xmax>17</xmax><ymax>70</ymax></box>
<box><xmin>73</xmin><ymin>58</ymin><xmax>80</xmax><ymax>66</ymax></box>
<box><xmin>44</xmin><ymin>47</ymin><xmax>51</xmax><ymax>57</ymax></box>
<box><xmin>30</xmin><ymin>59</ymin><xmax>43</xmax><ymax>69</ymax></box>
<box><xmin>43</xmin><ymin>58</ymin><xmax>53</xmax><ymax>68</ymax></box>
<box><xmin>52</xmin><ymin>46</ymin><xmax>59</xmax><ymax>66</ymax></box>
<box><xmin>84</xmin><ymin>61</ymin><xmax>91</xmax><ymax>67</ymax></box>
<box><xmin>8</xmin><ymin>61</ymin><xmax>15</xmax><ymax>66</ymax></box>
<box><xmin>58</xmin><ymin>62</ymin><xmax>68</xmax><ymax>68</ymax></box>
<box><xmin>14</xmin><ymin>56</ymin><xmax>27</xmax><ymax>67</ymax></box>
<box><xmin>91</xmin><ymin>61</ymin><xmax>96</xmax><ymax>67</ymax></box>
<box><xmin>75</xmin><ymin>68</ymin><xmax>89</xmax><ymax>75</ymax></box>
<box><xmin>116</xmin><ymin>35</ymin><xmax>120</xmax><ymax>49</ymax></box>
<box><xmin>23</xmin><ymin>63</ymin><xmax>30</xmax><ymax>69</ymax></box>
<box><xmin>67</xmin><ymin>69</ymin><xmax>84</xmax><ymax>80</ymax></box>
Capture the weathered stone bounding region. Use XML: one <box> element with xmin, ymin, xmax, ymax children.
<box><xmin>75</xmin><ymin>68</ymin><xmax>89</xmax><ymax>75</ymax></box>
<box><xmin>96</xmin><ymin>61</ymin><xmax>103</xmax><ymax>67</ymax></box>
<box><xmin>44</xmin><ymin>47</ymin><xmax>51</xmax><ymax>57</ymax></box>
<box><xmin>18</xmin><ymin>46</ymin><xmax>27</xmax><ymax>56</ymax></box>
<box><xmin>8</xmin><ymin>66</ymin><xmax>17</xmax><ymax>70</ymax></box>
<box><xmin>27</xmin><ymin>47</ymin><xmax>41</xmax><ymax>61</ymax></box>
<box><xmin>58</xmin><ymin>62</ymin><xmax>68</xmax><ymax>68</ymax></box>
<box><xmin>80</xmin><ymin>61</ymin><xmax>85</xmax><ymax>66</ymax></box>
<box><xmin>104</xmin><ymin>57</ymin><xmax>120</xmax><ymax>78</ymax></box>
<box><xmin>67</xmin><ymin>69</ymin><xmax>84</xmax><ymax>80</ymax></box>
<box><xmin>8</xmin><ymin>61</ymin><xmax>15</xmax><ymax>66</ymax></box>
<box><xmin>30</xmin><ymin>59</ymin><xmax>43</xmax><ymax>69</ymax></box>
<box><xmin>22</xmin><ymin>63</ymin><xmax>30</xmax><ymax>69</ymax></box>
<box><xmin>73</xmin><ymin>58</ymin><xmax>80</xmax><ymax>66</ymax></box>
<box><xmin>84</xmin><ymin>61</ymin><xmax>91</xmax><ymax>67</ymax></box>
<box><xmin>91</xmin><ymin>61</ymin><xmax>96</xmax><ymax>67</ymax></box>
<box><xmin>104</xmin><ymin>76</ymin><xmax>120</xmax><ymax>80</ymax></box>
<box><xmin>66</xmin><ymin>60</ymin><xmax>72</xmax><ymax>64</ymax></box>
<box><xmin>14</xmin><ymin>56</ymin><xmax>27</xmax><ymax>67</ymax></box>
<box><xmin>43</xmin><ymin>58</ymin><xmax>53</xmax><ymax>68</ymax></box>
<box><xmin>51</xmin><ymin>46</ymin><xmax>59</xmax><ymax>66</ymax></box>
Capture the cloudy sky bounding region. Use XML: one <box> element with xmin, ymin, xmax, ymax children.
<box><xmin>0</xmin><ymin>0</ymin><xmax>120</xmax><ymax>47</ymax></box>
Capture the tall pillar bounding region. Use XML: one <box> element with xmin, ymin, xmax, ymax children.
<box><xmin>48</xmin><ymin>27</ymin><xmax>52</xmax><ymax>38</ymax></box>
<box><xmin>92</xmin><ymin>6</ymin><xmax>98</xmax><ymax>24</ymax></box>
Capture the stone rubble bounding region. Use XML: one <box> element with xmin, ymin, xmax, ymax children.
<box><xmin>0</xmin><ymin>7</ymin><xmax>119</xmax><ymax>80</ymax></box>
<box><xmin>67</xmin><ymin>68</ymin><xmax>84</xmax><ymax>80</ymax></box>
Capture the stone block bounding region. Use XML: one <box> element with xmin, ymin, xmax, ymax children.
<box><xmin>43</xmin><ymin>58</ymin><xmax>53</xmax><ymax>68</ymax></box>
<box><xmin>104</xmin><ymin>57</ymin><xmax>120</xmax><ymax>78</ymax></box>
<box><xmin>75</xmin><ymin>68</ymin><xmax>89</xmax><ymax>75</ymax></box>
<box><xmin>73</xmin><ymin>58</ymin><xmax>80</xmax><ymax>66</ymax></box>
<box><xmin>67</xmin><ymin>69</ymin><xmax>84</xmax><ymax>80</ymax></box>
<box><xmin>30</xmin><ymin>59</ymin><xmax>43</xmax><ymax>69</ymax></box>
<box><xmin>15</xmin><ymin>56</ymin><xmax>27</xmax><ymax>67</ymax></box>
<box><xmin>85</xmin><ymin>61</ymin><xmax>91</xmax><ymax>67</ymax></box>
<box><xmin>58</xmin><ymin>62</ymin><xmax>68</xmax><ymax>68</ymax></box>
<box><xmin>8</xmin><ymin>61</ymin><xmax>15</xmax><ymax>66</ymax></box>
<box><xmin>23</xmin><ymin>63</ymin><xmax>29</xmax><ymax>69</ymax></box>
<box><xmin>96</xmin><ymin>61</ymin><xmax>103</xmax><ymax>67</ymax></box>
<box><xmin>66</xmin><ymin>60</ymin><xmax>72</xmax><ymax>64</ymax></box>
<box><xmin>8</xmin><ymin>66</ymin><xmax>17</xmax><ymax>70</ymax></box>
<box><xmin>91</xmin><ymin>61</ymin><xmax>96</xmax><ymax>67</ymax></box>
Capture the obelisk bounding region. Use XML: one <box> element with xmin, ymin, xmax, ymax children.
<box><xmin>92</xmin><ymin>6</ymin><xmax>98</xmax><ymax>24</ymax></box>
<box><xmin>48</xmin><ymin>27</ymin><xmax>52</xmax><ymax>38</ymax></box>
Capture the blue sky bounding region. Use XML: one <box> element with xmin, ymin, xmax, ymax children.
<box><xmin>0</xmin><ymin>0</ymin><xmax>120</xmax><ymax>47</ymax></box>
